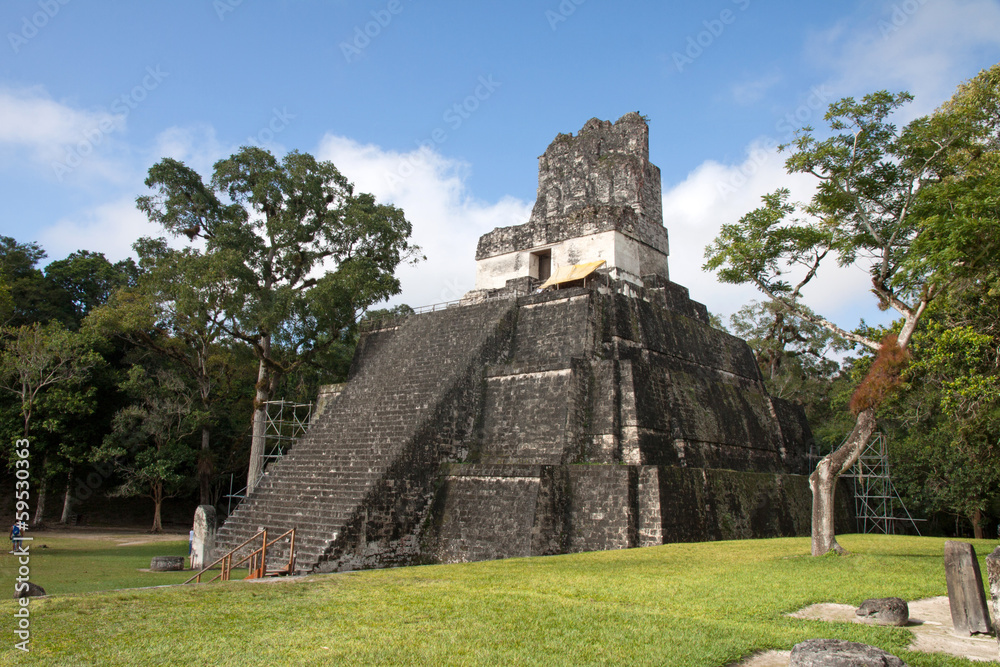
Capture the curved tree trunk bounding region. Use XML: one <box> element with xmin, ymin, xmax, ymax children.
<box><xmin>199</xmin><ymin>425</ymin><xmax>212</xmax><ymax>506</ymax></box>
<box><xmin>810</xmin><ymin>407</ymin><xmax>877</xmax><ymax>555</ymax></box>
<box><xmin>246</xmin><ymin>356</ymin><xmax>270</xmax><ymax>495</ymax></box>
<box><xmin>151</xmin><ymin>481</ymin><xmax>163</xmax><ymax>533</ymax></box>
<box><xmin>59</xmin><ymin>470</ymin><xmax>74</xmax><ymax>524</ymax></box>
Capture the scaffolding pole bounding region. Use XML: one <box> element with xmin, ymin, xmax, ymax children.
<box><xmin>225</xmin><ymin>399</ymin><xmax>313</xmax><ymax>514</ymax></box>
<box><xmin>841</xmin><ymin>431</ymin><xmax>924</xmax><ymax>535</ymax></box>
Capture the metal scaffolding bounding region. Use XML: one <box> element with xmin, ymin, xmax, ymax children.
<box><xmin>841</xmin><ymin>431</ymin><xmax>923</xmax><ymax>535</ymax></box>
<box><xmin>225</xmin><ymin>399</ymin><xmax>313</xmax><ymax>514</ymax></box>
<box><xmin>261</xmin><ymin>400</ymin><xmax>313</xmax><ymax>465</ymax></box>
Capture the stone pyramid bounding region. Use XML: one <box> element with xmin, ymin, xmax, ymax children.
<box><xmin>214</xmin><ymin>113</ymin><xmax>853</xmax><ymax>572</ymax></box>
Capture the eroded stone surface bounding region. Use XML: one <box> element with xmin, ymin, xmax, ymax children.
<box><xmin>789</xmin><ymin>639</ymin><xmax>905</xmax><ymax>667</ymax></box>
<box><xmin>986</xmin><ymin>546</ymin><xmax>1000</xmax><ymax>659</ymax></box>
<box><xmin>944</xmin><ymin>540</ymin><xmax>993</xmax><ymax>635</ymax></box>
<box><xmin>149</xmin><ymin>555</ymin><xmax>184</xmax><ymax>571</ymax></box>
<box><xmin>787</xmin><ymin>597</ymin><xmax>999</xmax><ymax>663</ymax></box>
<box><xmin>856</xmin><ymin>597</ymin><xmax>909</xmax><ymax>626</ymax></box>
<box><xmin>191</xmin><ymin>505</ymin><xmax>217</xmax><ymax>571</ymax></box>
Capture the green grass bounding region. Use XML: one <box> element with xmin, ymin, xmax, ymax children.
<box><xmin>0</xmin><ymin>533</ymin><xmax>191</xmax><ymax>595</ymax></box>
<box><xmin>1</xmin><ymin>535</ymin><xmax>998</xmax><ymax>666</ymax></box>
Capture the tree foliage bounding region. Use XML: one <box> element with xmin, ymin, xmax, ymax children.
<box><xmin>704</xmin><ymin>64</ymin><xmax>1000</xmax><ymax>554</ymax></box>
<box><xmin>96</xmin><ymin>364</ymin><xmax>202</xmax><ymax>532</ymax></box>
<box><xmin>136</xmin><ymin>146</ymin><xmax>421</xmax><ymax>492</ymax></box>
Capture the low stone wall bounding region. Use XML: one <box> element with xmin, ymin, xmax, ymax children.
<box><xmin>423</xmin><ymin>464</ymin><xmax>852</xmax><ymax>564</ymax></box>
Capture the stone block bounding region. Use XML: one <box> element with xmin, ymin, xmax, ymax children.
<box><xmin>13</xmin><ymin>582</ymin><xmax>45</xmax><ymax>598</ymax></box>
<box><xmin>985</xmin><ymin>546</ymin><xmax>1000</xmax><ymax>657</ymax></box>
<box><xmin>191</xmin><ymin>505</ymin><xmax>217</xmax><ymax>571</ymax></box>
<box><xmin>944</xmin><ymin>540</ymin><xmax>993</xmax><ymax>635</ymax></box>
<box><xmin>856</xmin><ymin>597</ymin><xmax>908</xmax><ymax>626</ymax></box>
<box><xmin>789</xmin><ymin>639</ymin><xmax>906</xmax><ymax>667</ymax></box>
<box><xmin>150</xmin><ymin>556</ymin><xmax>184</xmax><ymax>571</ymax></box>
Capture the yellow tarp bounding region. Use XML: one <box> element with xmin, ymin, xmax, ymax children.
<box><xmin>539</xmin><ymin>260</ymin><xmax>606</xmax><ymax>289</ymax></box>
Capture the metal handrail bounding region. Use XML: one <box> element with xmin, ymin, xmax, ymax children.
<box><xmin>183</xmin><ymin>528</ymin><xmax>296</xmax><ymax>584</ymax></box>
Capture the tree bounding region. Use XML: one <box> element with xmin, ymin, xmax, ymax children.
<box><xmin>86</xmin><ymin>239</ymin><xmax>238</xmax><ymax>505</ymax></box>
<box><xmin>705</xmin><ymin>65</ymin><xmax>1000</xmax><ymax>555</ymax></box>
<box><xmin>0</xmin><ymin>322</ymin><xmax>102</xmax><ymax>524</ymax></box>
<box><xmin>136</xmin><ymin>147</ymin><xmax>420</xmax><ymax>493</ymax></box>
<box><xmin>729</xmin><ymin>299</ymin><xmax>847</xmax><ymax>409</ymax></box>
<box><xmin>0</xmin><ymin>237</ymin><xmax>70</xmax><ymax>326</ymax></box>
<box><xmin>890</xmin><ymin>324</ymin><xmax>1000</xmax><ymax>538</ymax></box>
<box><xmin>97</xmin><ymin>364</ymin><xmax>201</xmax><ymax>532</ymax></box>
<box><xmin>44</xmin><ymin>250</ymin><xmax>138</xmax><ymax>326</ymax></box>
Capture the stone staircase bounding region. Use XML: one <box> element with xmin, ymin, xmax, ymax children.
<box><xmin>214</xmin><ymin>299</ymin><xmax>516</xmax><ymax>573</ymax></box>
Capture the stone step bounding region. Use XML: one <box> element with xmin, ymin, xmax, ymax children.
<box><xmin>216</xmin><ymin>300</ymin><xmax>515</xmax><ymax>572</ymax></box>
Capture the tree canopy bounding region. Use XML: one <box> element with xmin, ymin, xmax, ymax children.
<box><xmin>704</xmin><ymin>63</ymin><xmax>1000</xmax><ymax>554</ymax></box>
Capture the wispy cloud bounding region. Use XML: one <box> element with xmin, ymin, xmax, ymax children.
<box><xmin>316</xmin><ymin>134</ymin><xmax>532</xmax><ymax>308</ymax></box>
<box><xmin>809</xmin><ymin>0</ymin><xmax>1000</xmax><ymax>116</ymax></box>
<box><xmin>731</xmin><ymin>72</ymin><xmax>782</xmax><ymax>105</ymax></box>
<box><xmin>0</xmin><ymin>86</ymin><xmax>128</xmax><ymax>181</ymax></box>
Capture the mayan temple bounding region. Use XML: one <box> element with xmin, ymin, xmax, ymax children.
<box><xmin>214</xmin><ymin>113</ymin><xmax>852</xmax><ymax>573</ymax></box>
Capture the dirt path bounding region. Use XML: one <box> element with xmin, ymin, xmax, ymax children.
<box><xmin>736</xmin><ymin>596</ymin><xmax>998</xmax><ymax>665</ymax></box>
<box><xmin>28</xmin><ymin>527</ymin><xmax>188</xmax><ymax>547</ymax></box>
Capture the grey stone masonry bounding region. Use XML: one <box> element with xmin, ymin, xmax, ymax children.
<box><xmin>475</xmin><ymin>113</ymin><xmax>668</xmax><ymax>270</ymax></box>
<box><xmin>215</xmin><ymin>113</ymin><xmax>840</xmax><ymax>572</ymax></box>
<box><xmin>190</xmin><ymin>505</ymin><xmax>216</xmax><ymax>571</ymax></box>
<box><xmin>215</xmin><ymin>276</ymin><xmax>837</xmax><ymax>573</ymax></box>
<box><xmin>214</xmin><ymin>299</ymin><xmax>518</xmax><ymax>573</ymax></box>
<box><xmin>986</xmin><ymin>546</ymin><xmax>1000</xmax><ymax>659</ymax></box>
<box><xmin>944</xmin><ymin>540</ymin><xmax>993</xmax><ymax>635</ymax></box>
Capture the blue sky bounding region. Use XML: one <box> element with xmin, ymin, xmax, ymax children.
<box><xmin>2</xmin><ymin>0</ymin><xmax>999</xmax><ymax>334</ymax></box>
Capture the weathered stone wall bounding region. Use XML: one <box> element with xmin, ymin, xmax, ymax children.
<box><xmin>215</xmin><ymin>299</ymin><xmax>518</xmax><ymax>572</ymax></box>
<box><xmin>422</xmin><ymin>463</ymin><xmax>845</xmax><ymax>562</ymax></box>
<box><xmin>473</xmin><ymin>113</ymin><xmax>671</xmax><ymax>289</ymax></box>
<box><xmin>219</xmin><ymin>271</ymin><xmax>833</xmax><ymax>573</ymax></box>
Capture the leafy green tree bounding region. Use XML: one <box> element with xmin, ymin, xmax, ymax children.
<box><xmin>44</xmin><ymin>250</ymin><xmax>138</xmax><ymax>325</ymax></box>
<box><xmin>136</xmin><ymin>147</ymin><xmax>420</xmax><ymax>493</ymax></box>
<box><xmin>86</xmin><ymin>239</ymin><xmax>241</xmax><ymax>505</ymax></box>
<box><xmin>0</xmin><ymin>321</ymin><xmax>102</xmax><ymax>524</ymax></box>
<box><xmin>0</xmin><ymin>237</ymin><xmax>70</xmax><ymax>326</ymax></box>
<box><xmin>704</xmin><ymin>64</ymin><xmax>1000</xmax><ymax>555</ymax></box>
<box><xmin>97</xmin><ymin>364</ymin><xmax>202</xmax><ymax>532</ymax></box>
<box><xmin>890</xmin><ymin>325</ymin><xmax>1000</xmax><ymax>538</ymax></box>
<box><xmin>729</xmin><ymin>299</ymin><xmax>847</xmax><ymax>409</ymax></box>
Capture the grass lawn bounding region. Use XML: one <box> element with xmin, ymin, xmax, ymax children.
<box><xmin>0</xmin><ymin>534</ymin><xmax>998</xmax><ymax>666</ymax></box>
<box><xmin>0</xmin><ymin>531</ymin><xmax>191</xmax><ymax>595</ymax></box>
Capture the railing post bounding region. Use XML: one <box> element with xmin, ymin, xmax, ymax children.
<box><xmin>288</xmin><ymin>528</ymin><xmax>296</xmax><ymax>574</ymax></box>
<box><xmin>260</xmin><ymin>529</ymin><xmax>267</xmax><ymax>578</ymax></box>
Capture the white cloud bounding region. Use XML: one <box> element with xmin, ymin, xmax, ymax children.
<box><xmin>148</xmin><ymin>124</ymin><xmax>230</xmax><ymax>176</ymax></box>
<box><xmin>810</xmin><ymin>0</ymin><xmax>1000</xmax><ymax>117</ymax></box>
<box><xmin>0</xmin><ymin>86</ymin><xmax>131</xmax><ymax>184</ymax></box>
<box><xmin>661</xmin><ymin>141</ymin><xmax>888</xmax><ymax>331</ymax></box>
<box><xmin>39</xmin><ymin>197</ymin><xmax>152</xmax><ymax>263</ymax></box>
<box><xmin>315</xmin><ymin>134</ymin><xmax>532</xmax><ymax>308</ymax></box>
